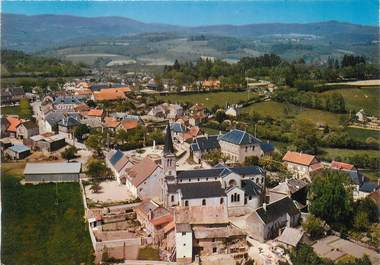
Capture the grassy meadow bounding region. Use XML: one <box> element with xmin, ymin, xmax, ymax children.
<box><xmin>323</xmin><ymin>87</ymin><xmax>380</xmax><ymax>116</ymax></box>
<box><xmin>157</xmin><ymin>91</ymin><xmax>257</xmax><ymax>108</ymax></box>
<box><xmin>1</xmin><ymin>162</ymin><xmax>94</xmax><ymax>265</ymax></box>
<box><xmin>241</xmin><ymin>101</ymin><xmax>346</xmax><ymax>127</ymax></box>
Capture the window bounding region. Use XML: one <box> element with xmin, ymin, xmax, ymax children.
<box><xmin>171</xmin><ymin>195</ymin><xmax>174</xmax><ymax>202</ymax></box>
<box><xmin>189</xmin><ymin>179</ymin><xmax>191</xmax><ymax>182</ymax></box>
<box><xmin>182</xmin><ymin>232</ymin><xmax>186</xmax><ymax>236</ymax></box>
<box><xmin>213</xmin><ymin>247</ymin><xmax>217</xmax><ymax>253</ymax></box>
<box><xmin>231</xmin><ymin>194</ymin><xmax>234</xmax><ymax>202</ymax></box>
<box><xmin>220</xmin><ymin>198</ymin><xmax>224</xmax><ymax>204</ymax></box>
<box><xmin>237</xmin><ymin>194</ymin><xmax>240</xmax><ymax>202</ymax></box>
<box><xmin>245</xmin><ymin>146</ymin><xmax>248</xmax><ymax>152</ymax></box>
<box><xmin>256</xmin><ymin>178</ymin><xmax>259</xmax><ymax>183</ymax></box>
<box><xmin>212</xmin><ymin>238</ymin><xmax>215</xmax><ymax>242</ymax></box>
<box><xmin>185</xmin><ymin>200</ymin><xmax>189</xmax><ymax>206</ymax></box>
<box><xmin>202</xmin><ymin>199</ymin><xmax>206</xmax><ymax>206</ymax></box>
<box><xmin>183</xmin><ymin>243</ymin><xmax>186</xmax><ymax>246</ymax></box>
<box><xmin>198</xmin><ymin>178</ymin><xmax>200</xmax><ymax>181</ymax></box>
<box><xmin>249</xmin><ymin>196</ymin><xmax>252</xmax><ymax>200</ymax></box>
<box><xmin>261</xmin><ymin>178</ymin><xmax>264</xmax><ymax>184</ymax></box>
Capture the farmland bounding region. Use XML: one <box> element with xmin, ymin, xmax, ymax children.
<box><xmin>241</xmin><ymin>101</ymin><xmax>345</xmax><ymax>127</ymax></box>
<box><xmin>157</xmin><ymin>91</ymin><xmax>257</xmax><ymax>108</ymax></box>
<box><xmin>323</xmin><ymin>86</ymin><xmax>380</xmax><ymax>116</ymax></box>
<box><xmin>1</xmin><ymin>162</ymin><xmax>94</xmax><ymax>265</ymax></box>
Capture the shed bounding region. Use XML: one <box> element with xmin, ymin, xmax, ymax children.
<box><xmin>5</xmin><ymin>144</ymin><xmax>31</xmax><ymax>159</ymax></box>
<box><xmin>24</xmin><ymin>162</ymin><xmax>81</xmax><ymax>183</ymax></box>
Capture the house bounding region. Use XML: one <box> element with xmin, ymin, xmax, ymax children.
<box><xmin>44</xmin><ymin>112</ymin><xmax>81</xmax><ymax>133</ymax></box>
<box><xmin>225</xmin><ymin>105</ymin><xmax>240</xmax><ymax>117</ymax></box>
<box><xmin>244</xmin><ymin>197</ymin><xmax>301</xmax><ymax>242</ymax></box>
<box><xmin>16</xmin><ymin>121</ymin><xmax>39</xmax><ymax>139</ymax></box>
<box><xmin>190</xmin><ymin>135</ymin><xmax>220</xmax><ymax>163</ymax></box>
<box><xmin>282</xmin><ymin>151</ymin><xmax>322</xmax><ymax>179</ymax></box>
<box><xmin>5</xmin><ymin>116</ymin><xmax>22</xmax><ymax>137</ymax></box>
<box><xmin>58</xmin><ymin>116</ymin><xmax>81</xmax><ymax>138</ymax></box>
<box><xmin>183</xmin><ymin>126</ymin><xmax>200</xmax><ymax>142</ymax></box>
<box><xmin>26</xmin><ymin>133</ymin><xmax>66</xmax><ymax>152</ymax></box>
<box><xmin>120</xmin><ymin>119</ymin><xmax>139</xmax><ymax>131</ymax></box>
<box><xmin>202</xmin><ymin>80</ymin><xmax>221</xmax><ymax>89</ymax></box>
<box><xmin>218</xmin><ymin>129</ymin><xmax>275</xmax><ymax>163</ymax></box>
<box><xmin>175</xmin><ymin>223</ymin><xmax>193</xmax><ymax>264</ymax></box>
<box><xmin>1</xmin><ymin>87</ymin><xmax>25</xmax><ymax>104</ymax></box>
<box><xmin>53</xmin><ymin>96</ymin><xmax>83</xmax><ymax>112</ymax></box>
<box><xmin>174</xmin><ymin>205</ymin><xmax>248</xmax><ymax>263</ymax></box>
<box><xmin>103</xmin><ymin>117</ymin><xmax>121</xmax><ymax>132</ymax></box>
<box><xmin>85</xmin><ymin>108</ymin><xmax>104</xmax><ymax>121</ymax></box>
<box><xmin>23</xmin><ymin>162</ymin><xmax>81</xmax><ymax>183</ymax></box>
<box><xmin>134</xmin><ymin>200</ymin><xmax>173</xmax><ymax>243</ymax></box>
<box><xmin>106</xmin><ymin>150</ymin><xmax>134</xmax><ymax>184</ymax></box>
<box><xmin>124</xmin><ymin>157</ymin><xmax>163</xmax><ymax>201</ymax></box>
<box><xmin>5</xmin><ymin>144</ymin><xmax>31</xmax><ymax>160</ymax></box>
<box><xmin>269</xmin><ymin>178</ymin><xmax>309</xmax><ymax>211</ymax></box>
<box><xmin>169</xmin><ymin>122</ymin><xmax>187</xmax><ymax>142</ymax></box>
<box><xmin>93</xmin><ymin>90</ymin><xmax>127</xmax><ymax>102</ymax></box>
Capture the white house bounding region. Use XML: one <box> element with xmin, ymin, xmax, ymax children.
<box><xmin>282</xmin><ymin>151</ymin><xmax>322</xmax><ymax>179</ymax></box>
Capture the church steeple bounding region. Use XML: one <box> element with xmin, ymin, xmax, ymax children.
<box><xmin>164</xmin><ymin>122</ymin><xmax>175</xmax><ymax>155</ymax></box>
<box><xmin>162</xmin><ymin>122</ymin><xmax>176</xmax><ymax>180</ymax></box>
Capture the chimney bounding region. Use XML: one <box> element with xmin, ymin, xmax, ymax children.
<box><xmin>262</xmin><ymin>203</ymin><xmax>267</xmax><ymax>211</ymax></box>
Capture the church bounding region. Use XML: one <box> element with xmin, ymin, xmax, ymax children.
<box><xmin>161</xmin><ymin>124</ymin><xmax>266</xmax><ymax>211</ymax></box>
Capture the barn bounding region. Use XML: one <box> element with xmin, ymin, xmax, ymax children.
<box><xmin>23</xmin><ymin>162</ymin><xmax>81</xmax><ymax>183</ymax></box>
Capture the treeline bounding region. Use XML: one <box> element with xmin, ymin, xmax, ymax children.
<box><xmin>160</xmin><ymin>53</ymin><xmax>379</xmax><ymax>89</ymax></box>
<box><xmin>1</xmin><ymin>49</ymin><xmax>86</xmax><ymax>77</ymax></box>
<box><xmin>272</xmin><ymin>88</ymin><xmax>346</xmax><ymax>113</ymax></box>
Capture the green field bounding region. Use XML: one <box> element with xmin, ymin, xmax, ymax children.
<box><xmin>157</xmin><ymin>91</ymin><xmax>257</xmax><ymax>108</ymax></box>
<box><xmin>321</xmin><ymin>148</ymin><xmax>380</xmax><ymax>160</ymax></box>
<box><xmin>137</xmin><ymin>246</ymin><xmax>160</xmax><ymax>260</ymax></box>
<box><xmin>345</xmin><ymin>127</ymin><xmax>380</xmax><ymax>142</ymax></box>
<box><xmin>323</xmin><ymin>87</ymin><xmax>380</xmax><ymax>116</ymax></box>
<box><xmin>1</xmin><ymin>162</ymin><xmax>94</xmax><ymax>265</ymax></box>
<box><xmin>242</xmin><ymin>101</ymin><xmax>345</xmax><ymax>127</ymax></box>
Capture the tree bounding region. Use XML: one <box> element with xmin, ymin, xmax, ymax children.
<box><xmin>354</xmin><ymin>211</ymin><xmax>369</xmax><ymax>231</ymax></box>
<box><xmin>302</xmin><ymin>214</ymin><xmax>325</xmax><ymax>240</ymax></box>
<box><xmin>244</xmin><ymin>156</ymin><xmax>259</xmax><ymax>166</ymax></box>
<box><xmin>86</xmin><ymin>159</ymin><xmax>110</xmax><ymax>181</ymax></box>
<box><xmin>215</xmin><ymin>110</ymin><xmax>227</xmax><ymax>123</ymax></box>
<box><xmin>309</xmin><ymin>170</ymin><xmax>353</xmax><ymax>226</ymax></box>
<box><xmin>61</xmin><ymin>146</ymin><xmax>77</xmax><ymax>162</ymax></box>
<box><xmin>18</xmin><ymin>98</ymin><xmax>33</xmax><ymax>119</ymax></box>
<box><xmin>85</xmin><ymin>134</ymin><xmax>103</xmax><ymax>156</ymax></box>
<box><xmin>74</xmin><ymin>124</ymin><xmax>90</xmax><ymax>141</ymax></box>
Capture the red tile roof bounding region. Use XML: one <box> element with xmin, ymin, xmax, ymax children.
<box><xmin>93</xmin><ymin>91</ymin><xmax>127</xmax><ymax>101</ymax></box>
<box><xmin>121</xmin><ymin>120</ymin><xmax>139</xmax><ymax>130</ymax></box>
<box><xmin>282</xmin><ymin>151</ymin><xmax>318</xmax><ymax>166</ymax></box>
<box><xmin>127</xmin><ymin>157</ymin><xmax>159</xmax><ymax>187</ymax></box>
<box><xmin>87</xmin><ymin>108</ymin><xmax>104</xmax><ymax>117</ymax></box>
<box><xmin>151</xmin><ymin>214</ymin><xmax>173</xmax><ymax>226</ymax></box>
<box><xmin>330</xmin><ymin>160</ymin><xmax>355</xmax><ymax>171</ymax></box>
<box><xmin>6</xmin><ymin>117</ymin><xmax>22</xmax><ymax>132</ymax></box>
<box><xmin>103</xmin><ymin>117</ymin><xmax>120</xmax><ymax>128</ymax></box>
<box><xmin>184</xmin><ymin>126</ymin><xmax>200</xmax><ymax>141</ymax></box>
<box><xmin>100</xmin><ymin>87</ymin><xmax>131</xmax><ymax>93</ymax></box>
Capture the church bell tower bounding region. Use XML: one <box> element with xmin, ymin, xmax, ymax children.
<box><xmin>162</xmin><ymin>122</ymin><xmax>177</xmax><ymax>180</ymax></box>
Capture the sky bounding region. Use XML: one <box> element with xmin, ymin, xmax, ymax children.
<box><xmin>2</xmin><ymin>1</ymin><xmax>379</xmax><ymax>26</ymax></box>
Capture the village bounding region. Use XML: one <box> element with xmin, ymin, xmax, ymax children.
<box><xmin>1</xmin><ymin>74</ymin><xmax>380</xmax><ymax>265</ymax></box>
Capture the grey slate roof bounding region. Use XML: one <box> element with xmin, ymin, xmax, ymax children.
<box><xmin>170</xmin><ymin>123</ymin><xmax>186</xmax><ymax>133</ymax></box>
<box><xmin>242</xmin><ymin>179</ymin><xmax>263</xmax><ymax>196</ymax></box>
<box><xmin>256</xmin><ymin>197</ymin><xmax>300</xmax><ymax>224</ymax></box>
<box><xmin>45</xmin><ymin>112</ymin><xmax>65</xmax><ymax>126</ymax></box>
<box><xmin>59</xmin><ymin>117</ymin><xmax>81</xmax><ymax>127</ymax></box>
<box><xmin>167</xmin><ymin>181</ymin><xmax>226</xmax><ymax>199</ymax></box>
<box><xmin>20</xmin><ymin>121</ymin><xmax>38</xmax><ymax>130</ymax></box>
<box><xmin>53</xmin><ymin>96</ymin><xmax>82</xmax><ymax>105</ymax></box>
<box><xmin>359</xmin><ymin>182</ymin><xmax>378</xmax><ymax>193</ymax></box>
<box><xmin>218</xmin><ymin>129</ymin><xmax>261</xmax><ymax>145</ymax></box>
<box><xmin>260</xmin><ymin>142</ymin><xmax>275</xmax><ymax>153</ymax></box>
<box><xmin>191</xmin><ymin>135</ymin><xmax>220</xmax><ymax>153</ymax></box>
<box><xmin>24</xmin><ymin>162</ymin><xmax>81</xmax><ymax>174</ymax></box>
<box><xmin>177</xmin><ymin>165</ymin><xmax>264</xmax><ymax>180</ymax></box>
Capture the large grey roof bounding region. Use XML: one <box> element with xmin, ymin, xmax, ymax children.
<box><xmin>9</xmin><ymin>144</ymin><xmax>30</xmax><ymax>153</ymax></box>
<box><xmin>242</xmin><ymin>179</ymin><xmax>263</xmax><ymax>196</ymax></box>
<box><xmin>177</xmin><ymin>165</ymin><xmax>264</xmax><ymax>179</ymax></box>
<box><xmin>218</xmin><ymin>129</ymin><xmax>261</xmax><ymax>145</ymax></box>
<box><xmin>24</xmin><ymin>162</ymin><xmax>81</xmax><ymax>174</ymax></box>
<box><xmin>256</xmin><ymin>197</ymin><xmax>300</xmax><ymax>224</ymax></box>
<box><xmin>167</xmin><ymin>181</ymin><xmax>226</xmax><ymax>199</ymax></box>
<box><xmin>191</xmin><ymin>135</ymin><xmax>220</xmax><ymax>152</ymax></box>
<box><xmin>53</xmin><ymin>96</ymin><xmax>82</xmax><ymax>105</ymax></box>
